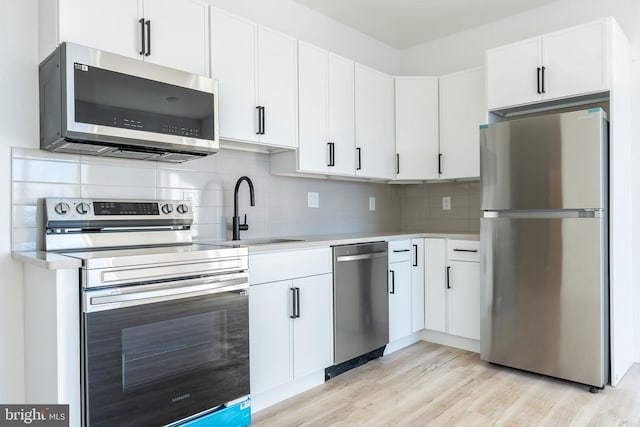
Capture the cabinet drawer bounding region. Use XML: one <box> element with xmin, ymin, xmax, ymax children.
<box><xmin>388</xmin><ymin>240</ymin><xmax>411</xmax><ymax>263</ymax></box>
<box><xmin>447</xmin><ymin>240</ymin><xmax>480</xmax><ymax>262</ymax></box>
<box><xmin>249</xmin><ymin>247</ymin><xmax>332</xmax><ymax>285</ymax></box>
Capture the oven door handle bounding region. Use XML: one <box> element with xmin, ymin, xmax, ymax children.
<box><xmin>87</xmin><ymin>277</ymin><xmax>248</xmax><ymax>311</ymax></box>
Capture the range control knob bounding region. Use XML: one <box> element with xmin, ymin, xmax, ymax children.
<box><xmin>54</xmin><ymin>202</ymin><xmax>70</xmax><ymax>215</ymax></box>
<box><xmin>176</xmin><ymin>203</ymin><xmax>189</xmax><ymax>214</ymax></box>
<box><xmin>161</xmin><ymin>204</ymin><xmax>174</xmax><ymax>214</ymax></box>
<box><xmin>76</xmin><ymin>202</ymin><xmax>90</xmax><ymax>214</ymax></box>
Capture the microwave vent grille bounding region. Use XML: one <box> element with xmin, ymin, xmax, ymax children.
<box><xmin>60</xmin><ymin>142</ymin><xmax>111</xmax><ymax>154</ymax></box>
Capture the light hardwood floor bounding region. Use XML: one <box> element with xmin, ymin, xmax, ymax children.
<box><xmin>252</xmin><ymin>341</ymin><xmax>640</xmax><ymax>426</ymax></box>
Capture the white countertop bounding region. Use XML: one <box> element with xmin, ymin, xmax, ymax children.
<box><xmin>12</xmin><ymin>250</ymin><xmax>82</xmax><ymax>270</ymax></box>
<box><xmin>13</xmin><ymin>231</ymin><xmax>479</xmax><ymax>269</ymax></box>
<box><xmin>207</xmin><ymin>231</ymin><xmax>480</xmax><ymax>253</ymax></box>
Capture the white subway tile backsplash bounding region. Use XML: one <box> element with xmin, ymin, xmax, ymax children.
<box><xmin>81</xmin><ymin>163</ymin><xmax>156</xmax><ymax>187</ymax></box>
<box><xmin>12</xmin><ymin>206</ymin><xmax>38</xmax><ymax>229</ymax></box>
<box><xmin>12</xmin><ymin>158</ymin><xmax>81</xmax><ymax>183</ymax></box>
<box><xmin>12</xmin><ymin>182</ymin><xmax>81</xmax><ymax>205</ymax></box>
<box><xmin>81</xmin><ymin>185</ymin><xmax>156</xmax><ymax>200</ymax></box>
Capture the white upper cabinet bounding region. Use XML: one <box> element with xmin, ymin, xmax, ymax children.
<box><xmin>50</xmin><ymin>0</ymin><xmax>209</xmax><ymax>75</ymax></box>
<box><xmin>438</xmin><ymin>67</ymin><xmax>486</xmax><ymax>180</ymax></box>
<box><xmin>355</xmin><ymin>64</ymin><xmax>396</xmax><ymax>180</ymax></box>
<box><xmin>211</xmin><ymin>8</ymin><xmax>297</xmax><ymax>150</ymax></box>
<box><xmin>487</xmin><ymin>18</ymin><xmax>611</xmax><ymax>110</ymax></box>
<box><xmin>297</xmin><ymin>42</ymin><xmax>355</xmax><ymax>176</ymax></box>
<box><xmin>394</xmin><ymin>77</ymin><xmax>439</xmax><ymax>180</ymax></box>
<box><xmin>256</xmin><ymin>27</ymin><xmax>298</xmax><ymax>149</ymax></box>
<box><xmin>141</xmin><ymin>0</ymin><xmax>209</xmax><ymax>75</ymax></box>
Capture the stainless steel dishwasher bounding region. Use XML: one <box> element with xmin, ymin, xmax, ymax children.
<box><xmin>332</xmin><ymin>242</ymin><xmax>389</xmax><ymax>368</ymax></box>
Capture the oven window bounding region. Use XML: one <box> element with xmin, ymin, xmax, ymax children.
<box><xmin>121</xmin><ymin>311</ymin><xmax>227</xmax><ymax>391</ymax></box>
<box><xmin>73</xmin><ymin>64</ymin><xmax>215</xmax><ymax>140</ymax></box>
<box><xmin>84</xmin><ymin>290</ymin><xmax>248</xmax><ymax>427</ymax></box>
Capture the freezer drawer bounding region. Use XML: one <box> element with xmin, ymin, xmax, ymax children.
<box><xmin>480</xmin><ymin>216</ymin><xmax>608</xmax><ymax>387</ymax></box>
<box><xmin>480</xmin><ymin>109</ymin><xmax>607</xmax><ymax>211</ymax></box>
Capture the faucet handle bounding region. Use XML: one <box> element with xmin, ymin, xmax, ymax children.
<box><xmin>239</xmin><ymin>214</ymin><xmax>249</xmax><ymax>231</ymax></box>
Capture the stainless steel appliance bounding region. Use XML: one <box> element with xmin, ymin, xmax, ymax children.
<box><xmin>480</xmin><ymin>108</ymin><xmax>609</xmax><ymax>390</ymax></box>
<box><xmin>42</xmin><ymin>198</ymin><xmax>249</xmax><ymax>426</ymax></box>
<box><xmin>39</xmin><ymin>42</ymin><xmax>218</xmax><ymax>162</ymax></box>
<box><xmin>332</xmin><ymin>242</ymin><xmax>389</xmax><ymax>366</ymax></box>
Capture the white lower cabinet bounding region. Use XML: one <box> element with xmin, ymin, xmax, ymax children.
<box><xmin>424</xmin><ymin>238</ymin><xmax>480</xmax><ymax>341</ymax></box>
<box><xmin>248</xmin><ymin>248</ymin><xmax>333</xmax><ymax>397</ymax></box>
<box><xmin>410</xmin><ymin>239</ymin><xmax>425</xmax><ymax>332</ymax></box>
<box><xmin>388</xmin><ymin>240</ymin><xmax>413</xmax><ymax>342</ymax></box>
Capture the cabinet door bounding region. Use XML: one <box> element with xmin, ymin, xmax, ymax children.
<box><xmin>298</xmin><ymin>42</ymin><xmax>329</xmax><ymax>173</ymax></box>
<box><xmin>486</xmin><ymin>37</ymin><xmax>543</xmax><ymax>110</ymax></box>
<box><xmin>355</xmin><ymin>64</ymin><xmax>395</xmax><ymax>180</ymax></box>
<box><xmin>257</xmin><ymin>27</ymin><xmax>298</xmax><ymax>149</ymax></box>
<box><xmin>142</xmin><ymin>0</ymin><xmax>209</xmax><ymax>75</ymax></box>
<box><xmin>394</xmin><ymin>77</ymin><xmax>439</xmax><ymax>180</ymax></box>
<box><xmin>447</xmin><ymin>261</ymin><xmax>480</xmax><ymax>340</ymax></box>
<box><xmin>292</xmin><ymin>274</ymin><xmax>333</xmax><ymax>378</ymax></box>
<box><xmin>410</xmin><ymin>239</ymin><xmax>425</xmax><ymax>332</ymax></box>
<box><xmin>249</xmin><ymin>280</ymin><xmax>292</xmax><ymax>394</ymax></box>
<box><xmin>58</xmin><ymin>0</ymin><xmax>141</xmax><ymax>60</ymax></box>
<box><xmin>542</xmin><ymin>20</ymin><xmax>608</xmax><ymax>100</ymax></box>
<box><xmin>424</xmin><ymin>238</ymin><xmax>446</xmax><ymax>332</ymax></box>
<box><xmin>439</xmin><ymin>68</ymin><xmax>486</xmax><ymax>180</ymax></box>
<box><xmin>210</xmin><ymin>9</ymin><xmax>258</xmax><ymax>143</ymax></box>
<box><xmin>328</xmin><ymin>53</ymin><xmax>356</xmax><ymax>176</ymax></box>
<box><xmin>388</xmin><ymin>261</ymin><xmax>412</xmax><ymax>342</ymax></box>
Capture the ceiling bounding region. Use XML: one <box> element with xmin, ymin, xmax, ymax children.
<box><xmin>291</xmin><ymin>0</ymin><xmax>562</xmax><ymax>49</ymax></box>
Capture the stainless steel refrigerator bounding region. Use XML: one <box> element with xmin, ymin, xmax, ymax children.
<box><xmin>479</xmin><ymin>108</ymin><xmax>609</xmax><ymax>390</ymax></box>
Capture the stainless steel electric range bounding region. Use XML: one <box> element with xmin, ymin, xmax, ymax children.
<box><xmin>42</xmin><ymin>197</ymin><xmax>250</xmax><ymax>427</ymax></box>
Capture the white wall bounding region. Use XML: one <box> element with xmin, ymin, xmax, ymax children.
<box><xmin>207</xmin><ymin>0</ymin><xmax>401</xmax><ymax>75</ymax></box>
<box><xmin>400</xmin><ymin>0</ymin><xmax>640</xmax><ymax>75</ymax></box>
<box><xmin>0</xmin><ymin>0</ymin><xmax>39</xmax><ymax>403</ymax></box>
<box><xmin>632</xmin><ymin>59</ymin><xmax>640</xmax><ymax>363</ymax></box>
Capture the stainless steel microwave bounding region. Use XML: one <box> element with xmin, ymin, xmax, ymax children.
<box><xmin>39</xmin><ymin>42</ymin><xmax>218</xmax><ymax>162</ymax></box>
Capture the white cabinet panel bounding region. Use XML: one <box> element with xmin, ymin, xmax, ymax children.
<box><xmin>447</xmin><ymin>261</ymin><xmax>480</xmax><ymax>340</ymax></box>
<box><xmin>355</xmin><ymin>64</ymin><xmax>395</xmax><ymax>180</ymax></box>
<box><xmin>210</xmin><ymin>9</ymin><xmax>258</xmax><ymax>143</ymax></box>
<box><xmin>486</xmin><ymin>37</ymin><xmax>542</xmax><ymax>110</ymax></box>
<box><xmin>257</xmin><ymin>27</ymin><xmax>298</xmax><ymax>149</ymax></box>
<box><xmin>439</xmin><ymin>68</ymin><xmax>486</xmax><ymax>180</ymax></box>
<box><xmin>327</xmin><ymin>53</ymin><xmax>356</xmax><ymax>176</ymax></box>
<box><xmin>410</xmin><ymin>239</ymin><xmax>425</xmax><ymax>332</ymax></box>
<box><xmin>542</xmin><ymin>20</ymin><xmax>608</xmax><ymax>100</ymax></box>
<box><xmin>394</xmin><ymin>77</ymin><xmax>439</xmax><ymax>180</ymax></box>
<box><xmin>292</xmin><ymin>274</ymin><xmax>333</xmax><ymax>378</ymax></box>
<box><xmin>425</xmin><ymin>238</ymin><xmax>446</xmax><ymax>332</ymax></box>
<box><xmin>249</xmin><ymin>280</ymin><xmax>292</xmax><ymax>394</ymax></box>
<box><xmin>298</xmin><ymin>42</ymin><xmax>330</xmax><ymax>173</ymax></box>
<box><xmin>142</xmin><ymin>0</ymin><xmax>209</xmax><ymax>75</ymax></box>
<box><xmin>388</xmin><ymin>261</ymin><xmax>411</xmax><ymax>342</ymax></box>
<box><xmin>58</xmin><ymin>0</ymin><xmax>141</xmax><ymax>60</ymax></box>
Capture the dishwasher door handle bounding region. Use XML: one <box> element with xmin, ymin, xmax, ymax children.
<box><xmin>335</xmin><ymin>252</ymin><xmax>388</xmax><ymax>262</ymax></box>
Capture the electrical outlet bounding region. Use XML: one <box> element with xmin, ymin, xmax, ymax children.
<box><xmin>369</xmin><ymin>197</ymin><xmax>376</xmax><ymax>211</ymax></box>
<box><xmin>307</xmin><ymin>192</ymin><xmax>320</xmax><ymax>208</ymax></box>
<box><xmin>442</xmin><ymin>196</ymin><xmax>451</xmax><ymax>211</ymax></box>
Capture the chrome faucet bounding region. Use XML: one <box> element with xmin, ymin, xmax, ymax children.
<box><xmin>232</xmin><ymin>176</ymin><xmax>255</xmax><ymax>241</ymax></box>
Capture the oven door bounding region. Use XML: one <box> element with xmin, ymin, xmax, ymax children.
<box><xmin>82</xmin><ymin>273</ymin><xmax>249</xmax><ymax>427</ymax></box>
